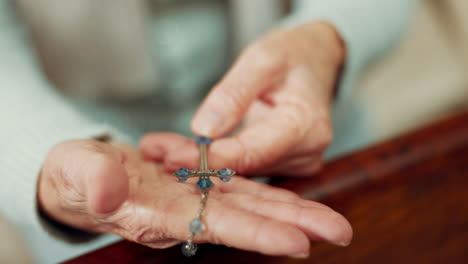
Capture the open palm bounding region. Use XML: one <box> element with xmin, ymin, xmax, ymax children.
<box><xmin>39</xmin><ymin>140</ymin><xmax>352</xmax><ymax>258</ymax></box>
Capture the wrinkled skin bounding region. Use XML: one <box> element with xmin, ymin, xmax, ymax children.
<box><xmin>38</xmin><ymin>22</ymin><xmax>352</xmax><ymax>258</ymax></box>
<box><xmin>39</xmin><ymin>140</ymin><xmax>352</xmax><ymax>258</ymax></box>
<box><xmin>140</xmin><ymin>22</ymin><xmax>344</xmax><ymax>177</ymax></box>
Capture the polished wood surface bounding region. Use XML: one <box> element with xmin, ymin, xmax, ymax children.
<box><xmin>62</xmin><ymin>112</ymin><xmax>468</xmax><ymax>264</ymax></box>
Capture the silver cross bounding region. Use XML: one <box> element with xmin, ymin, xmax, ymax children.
<box><xmin>173</xmin><ymin>136</ymin><xmax>236</xmax><ymax>257</ymax></box>
<box><xmin>173</xmin><ymin>137</ymin><xmax>236</xmax><ymax>191</ymax></box>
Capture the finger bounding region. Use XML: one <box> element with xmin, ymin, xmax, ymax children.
<box><xmin>71</xmin><ymin>141</ymin><xmax>129</xmax><ymax>215</ymax></box>
<box><xmin>260</xmin><ymin>154</ymin><xmax>323</xmax><ymax>176</ymax></box>
<box><xmin>191</xmin><ymin>43</ymin><xmax>285</xmax><ymax>137</ymax></box>
<box><xmin>169</xmin><ymin>69</ymin><xmax>328</xmax><ymax>174</ymax></box>
<box><xmin>161</xmin><ymin>137</ymin><xmax>322</xmax><ymax>176</ymax></box>
<box><xmin>161</xmin><ymin>131</ymin><xmax>323</xmax><ymax>177</ymax></box>
<box><xmin>167</xmin><ymin>174</ymin><xmax>328</xmax><ymax>211</ymax></box>
<box><xmin>39</xmin><ymin>140</ymin><xmax>130</xmax><ymax>233</ymax></box>
<box><xmin>217</xmin><ymin>176</ymin><xmax>301</xmax><ymax>201</ymax></box>
<box><xmin>157</xmin><ymin>195</ymin><xmax>311</xmax><ymax>256</ymax></box>
<box><xmin>165</xmin><ymin>112</ymin><xmax>303</xmax><ymax>174</ymax></box>
<box><xmin>221</xmin><ymin>192</ymin><xmax>352</xmax><ymax>246</ymax></box>
<box><xmin>139</xmin><ymin>132</ymin><xmax>194</xmax><ymax>162</ymax></box>
<box><xmin>216</xmin><ymin>177</ymin><xmax>331</xmax><ymax>211</ymax></box>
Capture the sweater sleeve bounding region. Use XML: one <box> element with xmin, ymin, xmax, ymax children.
<box><xmin>280</xmin><ymin>1</ymin><xmax>419</xmax><ymax>158</ymax></box>
<box><xmin>0</xmin><ymin>3</ymin><xmax>124</xmax><ymax>263</ymax></box>
<box><xmin>282</xmin><ymin>0</ymin><xmax>418</xmax><ymax>102</ymax></box>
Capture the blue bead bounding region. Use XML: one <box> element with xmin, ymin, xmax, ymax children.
<box><xmin>175</xmin><ymin>167</ymin><xmax>190</xmax><ymax>177</ymax></box>
<box><xmin>178</xmin><ymin>178</ymin><xmax>188</xmax><ymax>182</ymax></box>
<box><xmin>189</xmin><ymin>218</ymin><xmax>205</xmax><ymax>234</ymax></box>
<box><xmin>196</xmin><ymin>136</ymin><xmax>212</xmax><ymax>145</ymax></box>
<box><xmin>220</xmin><ymin>177</ymin><xmax>231</xmax><ymax>182</ymax></box>
<box><xmin>197</xmin><ymin>178</ymin><xmax>213</xmax><ymax>190</ymax></box>
<box><xmin>218</xmin><ymin>168</ymin><xmax>234</xmax><ymax>177</ymax></box>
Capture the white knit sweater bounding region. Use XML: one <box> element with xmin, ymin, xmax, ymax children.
<box><xmin>0</xmin><ymin>1</ymin><xmax>416</xmax><ymax>263</ymax></box>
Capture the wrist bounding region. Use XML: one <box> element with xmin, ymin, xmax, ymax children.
<box><xmin>302</xmin><ymin>21</ymin><xmax>345</xmax><ymax>69</ymax></box>
<box><xmin>296</xmin><ymin>21</ymin><xmax>346</xmax><ymax>99</ymax></box>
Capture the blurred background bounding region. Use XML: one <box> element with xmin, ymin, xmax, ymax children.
<box><xmin>357</xmin><ymin>0</ymin><xmax>468</xmax><ymax>144</ymax></box>
<box><xmin>1</xmin><ymin>0</ymin><xmax>468</xmax><ymax>263</ymax></box>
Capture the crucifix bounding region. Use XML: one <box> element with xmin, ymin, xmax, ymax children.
<box><xmin>173</xmin><ymin>136</ymin><xmax>236</xmax><ymax>257</ymax></box>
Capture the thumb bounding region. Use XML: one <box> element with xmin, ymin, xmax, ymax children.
<box><xmin>191</xmin><ymin>46</ymin><xmax>285</xmax><ymax>137</ymax></box>
<box><xmin>80</xmin><ymin>141</ymin><xmax>129</xmax><ymax>215</ymax></box>
<box><xmin>64</xmin><ymin>140</ymin><xmax>129</xmax><ymax>215</ymax></box>
<box><xmin>39</xmin><ymin>140</ymin><xmax>129</xmax><ymax>231</ymax></box>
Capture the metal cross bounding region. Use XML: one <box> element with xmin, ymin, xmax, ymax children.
<box><xmin>173</xmin><ymin>136</ymin><xmax>236</xmax><ymax>191</ymax></box>
<box><xmin>174</xmin><ymin>136</ymin><xmax>236</xmax><ymax>257</ymax></box>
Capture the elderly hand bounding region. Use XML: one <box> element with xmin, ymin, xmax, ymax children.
<box><xmin>38</xmin><ymin>139</ymin><xmax>352</xmax><ymax>257</ymax></box>
<box><xmin>140</xmin><ymin>22</ymin><xmax>344</xmax><ymax>176</ymax></box>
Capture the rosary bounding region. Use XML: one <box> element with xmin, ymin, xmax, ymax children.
<box><xmin>173</xmin><ymin>136</ymin><xmax>236</xmax><ymax>257</ymax></box>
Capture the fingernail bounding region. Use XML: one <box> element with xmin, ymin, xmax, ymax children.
<box><xmin>289</xmin><ymin>252</ymin><xmax>309</xmax><ymax>259</ymax></box>
<box><xmin>192</xmin><ymin>109</ymin><xmax>223</xmax><ymax>136</ymax></box>
<box><xmin>338</xmin><ymin>241</ymin><xmax>351</xmax><ymax>247</ymax></box>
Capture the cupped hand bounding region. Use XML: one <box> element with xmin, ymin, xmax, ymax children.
<box><xmin>38</xmin><ymin>139</ymin><xmax>352</xmax><ymax>257</ymax></box>
<box><xmin>140</xmin><ymin>22</ymin><xmax>345</xmax><ymax>176</ymax></box>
